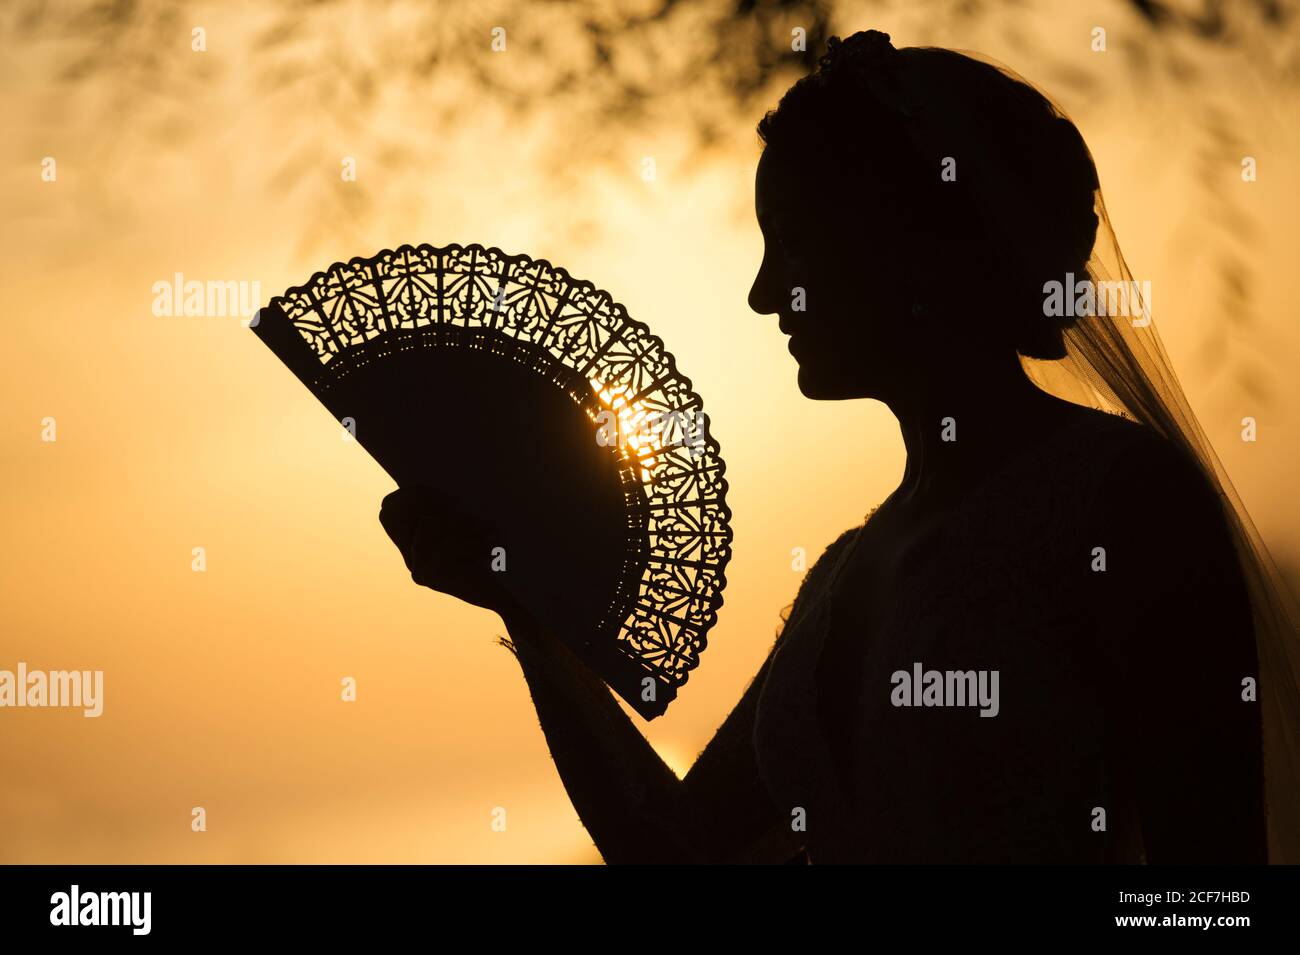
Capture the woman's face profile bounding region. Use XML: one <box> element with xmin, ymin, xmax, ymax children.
<box><xmin>748</xmin><ymin>146</ymin><xmax>918</xmax><ymax>403</ymax></box>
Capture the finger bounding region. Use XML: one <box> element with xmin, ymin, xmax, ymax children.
<box><xmin>409</xmin><ymin>514</ymin><xmax>469</xmax><ymax>591</ymax></box>
<box><xmin>408</xmin><ymin>514</ymin><xmax>445</xmax><ymax>586</ymax></box>
<box><xmin>403</xmin><ymin>485</ymin><xmax>463</xmax><ymax>518</ymax></box>
<box><xmin>379</xmin><ymin>503</ymin><xmax>418</xmax><ymax>569</ymax></box>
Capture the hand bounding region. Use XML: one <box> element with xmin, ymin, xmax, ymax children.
<box><xmin>379</xmin><ymin>486</ymin><xmax>528</xmax><ymax>624</ymax></box>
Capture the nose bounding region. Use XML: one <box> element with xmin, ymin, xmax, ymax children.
<box><xmin>748</xmin><ymin>258</ymin><xmax>780</xmax><ymax>317</ymax></box>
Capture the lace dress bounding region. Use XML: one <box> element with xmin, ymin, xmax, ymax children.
<box><xmin>751</xmin><ymin>412</ymin><xmax>1156</xmax><ymax>863</ymax></box>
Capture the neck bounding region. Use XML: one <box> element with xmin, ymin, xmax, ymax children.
<box><xmin>887</xmin><ymin>349</ymin><xmax>1060</xmax><ymax>506</ymax></box>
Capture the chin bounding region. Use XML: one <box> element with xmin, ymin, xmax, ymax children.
<box><xmin>796</xmin><ymin>360</ymin><xmax>873</xmax><ymax>401</ymax></box>
<box><xmin>796</xmin><ymin>364</ymin><xmax>844</xmax><ymax>400</ymax></box>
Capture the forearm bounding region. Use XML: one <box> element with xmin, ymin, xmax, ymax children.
<box><xmin>501</xmin><ymin>617</ymin><xmax>707</xmax><ymax>863</ymax></box>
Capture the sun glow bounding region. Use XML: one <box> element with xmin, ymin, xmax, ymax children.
<box><xmin>589</xmin><ymin>378</ymin><xmax>667</xmax><ymax>483</ymax></box>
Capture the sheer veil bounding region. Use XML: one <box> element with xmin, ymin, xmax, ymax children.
<box><xmin>976</xmin><ymin>60</ymin><xmax>1300</xmax><ymax>863</ymax></box>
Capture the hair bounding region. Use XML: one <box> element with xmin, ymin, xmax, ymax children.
<box><xmin>756</xmin><ymin>31</ymin><xmax>1101</xmax><ymax>360</ymax></box>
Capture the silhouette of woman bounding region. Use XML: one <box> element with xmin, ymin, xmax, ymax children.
<box><xmin>379</xmin><ymin>31</ymin><xmax>1299</xmax><ymax>863</ymax></box>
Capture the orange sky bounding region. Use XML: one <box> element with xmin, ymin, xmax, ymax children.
<box><xmin>3</xmin><ymin>0</ymin><xmax>1298</xmax><ymax>863</ymax></box>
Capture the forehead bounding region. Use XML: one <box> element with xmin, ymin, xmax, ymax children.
<box><xmin>755</xmin><ymin>148</ymin><xmax>796</xmax><ymax>222</ymax></box>
<box><xmin>756</xmin><ymin>148</ymin><xmax>838</xmax><ymax>235</ymax></box>
<box><xmin>757</xmin><ymin>143</ymin><xmax>889</xmax><ymax>228</ymax></box>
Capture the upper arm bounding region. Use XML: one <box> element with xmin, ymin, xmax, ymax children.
<box><xmin>680</xmin><ymin>527</ymin><xmax>862</xmax><ymax>863</ymax></box>
<box><xmin>1094</xmin><ymin>434</ymin><xmax>1265</xmax><ymax>862</ymax></box>
<box><xmin>681</xmin><ymin>649</ymin><xmax>799</xmax><ymax>863</ymax></box>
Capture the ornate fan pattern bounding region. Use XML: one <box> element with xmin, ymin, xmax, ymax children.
<box><xmin>269</xmin><ymin>243</ymin><xmax>731</xmax><ymax>693</ymax></box>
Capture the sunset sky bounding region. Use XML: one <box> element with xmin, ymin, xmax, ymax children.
<box><xmin>3</xmin><ymin>0</ymin><xmax>1298</xmax><ymax>863</ymax></box>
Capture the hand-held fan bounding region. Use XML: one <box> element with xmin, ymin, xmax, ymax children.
<box><xmin>252</xmin><ymin>244</ymin><xmax>732</xmax><ymax>719</ymax></box>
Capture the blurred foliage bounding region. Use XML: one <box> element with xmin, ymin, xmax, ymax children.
<box><xmin>3</xmin><ymin>0</ymin><xmax>1297</xmax><ymax>401</ymax></box>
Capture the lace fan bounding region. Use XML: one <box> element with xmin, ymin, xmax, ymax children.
<box><xmin>252</xmin><ymin>244</ymin><xmax>731</xmax><ymax>719</ymax></box>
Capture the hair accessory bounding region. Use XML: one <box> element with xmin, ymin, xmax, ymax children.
<box><xmin>820</xmin><ymin>30</ymin><xmax>920</xmax><ymax>119</ymax></box>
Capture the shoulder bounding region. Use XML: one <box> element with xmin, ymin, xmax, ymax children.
<box><xmin>1062</xmin><ymin>406</ymin><xmax>1170</xmax><ymax>464</ymax></box>
<box><xmin>1035</xmin><ymin>408</ymin><xmax>1218</xmax><ymax>522</ymax></box>
<box><xmin>1078</xmin><ymin>414</ymin><xmax>1245</xmax><ymax>603</ymax></box>
<box><xmin>824</xmin><ymin>523</ymin><xmax>866</xmax><ymax>558</ymax></box>
<box><xmin>813</xmin><ymin>523</ymin><xmax>866</xmax><ymax>577</ymax></box>
<box><xmin>803</xmin><ymin>523</ymin><xmax>865</xmax><ymax>589</ymax></box>
<box><xmin>1081</xmin><ymin>413</ymin><xmax>1222</xmax><ymax>524</ymax></box>
<box><xmin>782</xmin><ymin>523</ymin><xmax>866</xmax><ymax>623</ymax></box>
